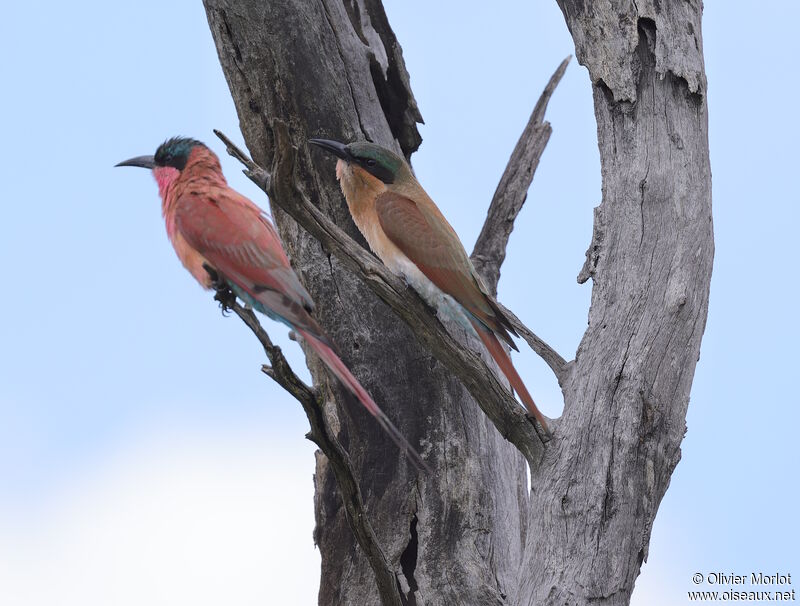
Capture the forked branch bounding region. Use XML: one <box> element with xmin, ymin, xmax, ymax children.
<box><xmin>214</xmin><ymin>126</ymin><xmax>548</xmax><ymax>465</ymax></box>
<box><xmin>497</xmin><ymin>301</ymin><xmax>570</xmax><ymax>386</ymax></box>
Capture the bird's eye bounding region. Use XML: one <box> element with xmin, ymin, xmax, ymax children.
<box><xmin>365</xmin><ymin>159</ymin><xmax>377</xmax><ymax>167</ymax></box>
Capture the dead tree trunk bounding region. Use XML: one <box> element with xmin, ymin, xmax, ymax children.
<box><xmin>202</xmin><ymin>1</ymin><xmax>712</xmax><ymax>605</ymax></box>
<box><xmin>517</xmin><ymin>2</ymin><xmax>713</xmax><ymax>604</ymax></box>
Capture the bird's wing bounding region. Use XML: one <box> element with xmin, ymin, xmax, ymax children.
<box><xmin>174</xmin><ymin>186</ymin><xmax>321</xmax><ymax>332</ymax></box>
<box><xmin>375</xmin><ymin>191</ymin><xmax>517</xmax><ymax>346</ymax></box>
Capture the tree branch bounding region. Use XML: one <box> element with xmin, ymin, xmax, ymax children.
<box><xmin>467</xmin><ymin>56</ymin><xmax>572</xmax><ymax>387</ymax></box>
<box><xmin>471</xmin><ymin>56</ymin><xmax>571</xmax><ymax>296</ymax></box>
<box><xmin>211</xmin><ymin>286</ymin><xmax>405</xmax><ymax>606</ymax></box>
<box><xmin>214</xmin><ymin>125</ymin><xmax>548</xmax><ymax>466</ymax></box>
<box><xmin>204</xmin><ymin>1</ymin><xmax>713</xmax><ymax>602</ymax></box>
<box><xmin>495</xmin><ymin>301</ymin><xmax>570</xmax><ymax>387</ymax></box>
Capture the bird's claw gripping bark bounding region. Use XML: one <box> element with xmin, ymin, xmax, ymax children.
<box><xmin>214</xmin><ymin>287</ymin><xmax>237</xmax><ymax>316</ymax></box>
<box><xmin>203</xmin><ymin>263</ymin><xmax>236</xmax><ymax>315</ymax></box>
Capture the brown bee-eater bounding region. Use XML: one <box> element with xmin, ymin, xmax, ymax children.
<box><xmin>309</xmin><ymin>139</ymin><xmax>549</xmax><ymax>434</ymax></box>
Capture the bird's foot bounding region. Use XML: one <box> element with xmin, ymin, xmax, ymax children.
<box><xmin>204</xmin><ymin>263</ymin><xmax>236</xmax><ymax>315</ymax></box>
<box><xmin>214</xmin><ymin>287</ymin><xmax>237</xmax><ymax>316</ymax></box>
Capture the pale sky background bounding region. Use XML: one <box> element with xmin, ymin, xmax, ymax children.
<box><xmin>1</xmin><ymin>1</ymin><xmax>797</xmax><ymax>605</ymax></box>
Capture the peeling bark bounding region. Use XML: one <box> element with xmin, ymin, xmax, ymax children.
<box><xmin>203</xmin><ymin>1</ymin><xmax>712</xmax><ymax>605</ymax></box>
<box><xmin>516</xmin><ymin>2</ymin><xmax>713</xmax><ymax>604</ymax></box>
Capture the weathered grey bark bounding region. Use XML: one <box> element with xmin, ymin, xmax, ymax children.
<box><xmin>203</xmin><ymin>2</ymin><xmax>531</xmax><ymax>605</ymax></box>
<box><xmin>202</xmin><ymin>1</ymin><xmax>712</xmax><ymax>605</ymax></box>
<box><xmin>516</xmin><ymin>2</ymin><xmax>712</xmax><ymax>604</ymax></box>
<box><xmin>471</xmin><ymin>55</ymin><xmax>570</xmax><ymax>298</ymax></box>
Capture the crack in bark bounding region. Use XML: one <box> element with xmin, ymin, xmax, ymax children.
<box><xmin>208</xmin><ymin>6</ymin><xmax>275</xmax><ymax>155</ymax></box>
<box><xmin>342</xmin><ymin>0</ymin><xmax>369</xmax><ymax>46</ymax></box>
<box><xmin>599</xmin><ymin>417</ymin><xmax>617</xmax><ymax>530</ymax></box>
<box><xmin>326</xmin><ymin>253</ymin><xmax>345</xmax><ymax>306</ymax></box>
<box><xmin>360</xmin><ymin>0</ymin><xmax>423</xmax><ymax>156</ymax></box>
<box><xmin>319</xmin><ymin>0</ymin><xmax>368</xmax><ymax>136</ymax></box>
<box><xmin>219</xmin><ymin>10</ymin><xmax>242</xmax><ymax>63</ymax></box>
<box><xmin>399</xmin><ymin>514</ymin><xmax>420</xmax><ymax>605</ymax></box>
<box><xmin>539</xmin><ymin>0</ymin><xmax>713</xmax><ymax>601</ymax></box>
<box><xmin>578</xmin><ymin>205</ymin><xmax>604</xmax><ymax>285</ymax></box>
<box><xmin>368</xmin><ymin>52</ymin><xmax>419</xmax><ymax>158</ymax></box>
<box><xmin>204</xmin><ymin>2</ymin><xmax>713</xmax><ymax>602</ymax></box>
<box><xmin>493</xmin><ymin>566</ymin><xmax>508</xmax><ymax>602</ymax></box>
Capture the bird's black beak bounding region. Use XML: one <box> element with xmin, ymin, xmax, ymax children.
<box><xmin>308</xmin><ymin>138</ymin><xmax>351</xmax><ymax>161</ymax></box>
<box><xmin>115</xmin><ymin>155</ymin><xmax>156</xmax><ymax>169</ymax></box>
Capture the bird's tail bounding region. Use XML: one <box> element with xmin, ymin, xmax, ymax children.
<box><xmin>470</xmin><ymin>319</ymin><xmax>551</xmax><ymax>436</ymax></box>
<box><xmin>298</xmin><ymin>329</ymin><xmax>430</xmax><ymax>472</ymax></box>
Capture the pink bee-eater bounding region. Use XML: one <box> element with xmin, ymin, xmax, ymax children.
<box><xmin>117</xmin><ymin>137</ymin><xmax>425</xmax><ymax>469</ymax></box>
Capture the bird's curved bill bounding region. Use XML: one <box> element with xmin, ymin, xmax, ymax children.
<box><xmin>308</xmin><ymin>138</ymin><xmax>350</xmax><ymax>160</ymax></box>
<box><xmin>115</xmin><ymin>155</ymin><xmax>156</xmax><ymax>169</ymax></box>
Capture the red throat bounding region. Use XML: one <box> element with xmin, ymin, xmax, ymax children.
<box><xmin>152</xmin><ymin>166</ymin><xmax>180</xmax><ymax>201</ymax></box>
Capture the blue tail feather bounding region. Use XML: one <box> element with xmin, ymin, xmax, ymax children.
<box><xmin>229</xmin><ymin>283</ymin><xmax>295</xmax><ymax>330</ymax></box>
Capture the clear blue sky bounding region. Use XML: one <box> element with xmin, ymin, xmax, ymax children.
<box><xmin>0</xmin><ymin>2</ymin><xmax>797</xmax><ymax>604</ymax></box>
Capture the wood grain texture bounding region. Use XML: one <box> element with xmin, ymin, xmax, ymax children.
<box><xmin>516</xmin><ymin>2</ymin><xmax>713</xmax><ymax>604</ymax></box>
<box><xmin>204</xmin><ymin>1</ymin><xmax>530</xmax><ymax>604</ymax></box>
<box><xmin>203</xmin><ymin>0</ymin><xmax>713</xmax><ymax>604</ymax></box>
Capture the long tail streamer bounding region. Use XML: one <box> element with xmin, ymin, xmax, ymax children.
<box><xmin>470</xmin><ymin>319</ymin><xmax>551</xmax><ymax>436</ymax></box>
<box><xmin>299</xmin><ymin>329</ymin><xmax>430</xmax><ymax>472</ymax></box>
